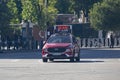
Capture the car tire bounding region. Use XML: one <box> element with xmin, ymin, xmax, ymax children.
<box><xmin>49</xmin><ymin>58</ymin><xmax>54</xmax><ymax>62</ymax></box>
<box><xmin>70</xmin><ymin>58</ymin><xmax>74</xmax><ymax>62</ymax></box>
<box><xmin>42</xmin><ymin>58</ymin><xmax>48</xmax><ymax>62</ymax></box>
<box><xmin>75</xmin><ymin>52</ymin><xmax>80</xmax><ymax>62</ymax></box>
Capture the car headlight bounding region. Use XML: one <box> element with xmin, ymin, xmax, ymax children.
<box><xmin>42</xmin><ymin>48</ymin><xmax>48</xmax><ymax>55</ymax></box>
<box><xmin>65</xmin><ymin>45</ymin><xmax>74</xmax><ymax>54</ymax></box>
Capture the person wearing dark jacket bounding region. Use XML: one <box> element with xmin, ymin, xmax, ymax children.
<box><xmin>110</xmin><ymin>34</ymin><xmax>114</xmax><ymax>48</ymax></box>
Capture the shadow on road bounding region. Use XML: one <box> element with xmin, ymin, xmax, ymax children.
<box><xmin>47</xmin><ymin>60</ymin><xmax>104</xmax><ymax>63</ymax></box>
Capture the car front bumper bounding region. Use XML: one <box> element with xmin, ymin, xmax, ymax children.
<box><xmin>42</xmin><ymin>53</ymin><xmax>74</xmax><ymax>59</ymax></box>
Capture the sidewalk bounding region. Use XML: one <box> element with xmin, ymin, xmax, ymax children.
<box><xmin>0</xmin><ymin>49</ymin><xmax>41</xmax><ymax>53</ymax></box>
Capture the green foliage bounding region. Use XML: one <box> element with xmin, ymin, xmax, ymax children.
<box><xmin>2</xmin><ymin>0</ymin><xmax>119</xmax><ymax>39</ymax></box>
<box><xmin>55</xmin><ymin>0</ymin><xmax>73</xmax><ymax>14</ymax></box>
<box><xmin>7</xmin><ymin>0</ymin><xmax>19</xmax><ymax>24</ymax></box>
<box><xmin>0</xmin><ymin>1</ymin><xmax>12</xmax><ymax>36</ymax></box>
<box><xmin>21</xmin><ymin>0</ymin><xmax>57</xmax><ymax>29</ymax></box>
<box><xmin>73</xmin><ymin>0</ymin><xmax>102</xmax><ymax>17</ymax></box>
<box><xmin>6</xmin><ymin>0</ymin><xmax>21</xmax><ymax>39</ymax></box>
<box><xmin>0</xmin><ymin>0</ymin><xmax>21</xmax><ymax>38</ymax></box>
<box><xmin>89</xmin><ymin>0</ymin><xmax>120</xmax><ymax>31</ymax></box>
<box><xmin>46</xmin><ymin>0</ymin><xmax>58</xmax><ymax>26</ymax></box>
<box><xmin>21</xmin><ymin>0</ymin><xmax>34</xmax><ymax>21</ymax></box>
<box><xmin>14</xmin><ymin>0</ymin><xmax>23</xmax><ymax>22</ymax></box>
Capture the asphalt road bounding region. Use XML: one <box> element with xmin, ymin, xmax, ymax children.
<box><xmin>0</xmin><ymin>48</ymin><xmax>120</xmax><ymax>80</ymax></box>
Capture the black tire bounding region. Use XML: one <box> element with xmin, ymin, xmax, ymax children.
<box><xmin>75</xmin><ymin>52</ymin><xmax>80</xmax><ymax>62</ymax></box>
<box><xmin>70</xmin><ymin>50</ymin><xmax>75</xmax><ymax>62</ymax></box>
<box><xmin>42</xmin><ymin>58</ymin><xmax>48</xmax><ymax>62</ymax></box>
<box><xmin>70</xmin><ymin>58</ymin><xmax>74</xmax><ymax>62</ymax></box>
<box><xmin>75</xmin><ymin>57</ymin><xmax>80</xmax><ymax>62</ymax></box>
<box><xmin>49</xmin><ymin>58</ymin><xmax>54</xmax><ymax>62</ymax></box>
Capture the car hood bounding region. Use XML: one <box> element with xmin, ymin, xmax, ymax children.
<box><xmin>43</xmin><ymin>43</ymin><xmax>72</xmax><ymax>49</ymax></box>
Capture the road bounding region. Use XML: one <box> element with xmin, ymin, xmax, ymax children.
<box><xmin>0</xmin><ymin>48</ymin><xmax>120</xmax><ymax>80</ymax></box>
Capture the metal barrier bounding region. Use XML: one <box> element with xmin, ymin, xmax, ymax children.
<box><xmin>1</xmin><ymin>38</ymin><xmax>120</xmax><ymax>51</ymax></box>
<box><xmin>0</xmin><ymin>40</ymin><xmax>40</xmax><ymax>51</ymax></box>
<box><xmin>80</xmin><ymin>38</ymin><xmax>120</xmax><ymax>48</ymax></box>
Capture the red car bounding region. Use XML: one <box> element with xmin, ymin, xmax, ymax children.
<box><xmin>42</xmin><ymin>33</ymin><xmax>80</xmax><ymax>62</ymax></box>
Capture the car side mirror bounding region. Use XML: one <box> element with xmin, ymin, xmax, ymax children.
<box><xmin>73</xmin><ymin>37</ymin><xmax>77</xmax><ymax>44</ymax></box>
<box><xmin>43</xmin><ymin>41</ymin><xmax>46</xmax><ymax>45</ymax></box>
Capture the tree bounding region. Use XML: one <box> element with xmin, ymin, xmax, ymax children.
<box><xmin>45</xmin><ymin>0</ymin><xmax>58</xmax><ymax>26</ymax></box>
<box><xmin>21</xmin><ymin>0</ymin><xmax>57</xmax><ymax>29</ymax></box>
<box><xmin>14</xmin><ymin>0</ymin><xmax>23</xmax><ymax>22</ymax></box>
<box><xmin>0</xmin><ymin>1</ymin><xmax>12</xmax><ymax>36</ymax></box>
<box><xmin>21</xmin><ymin>0</ymin><xmax>35</xmax><ymax>22</ymax></box>
<box><xmin>7</xmin><ymin>0</ymin><xmax>19</xmax><ymax>24</ymax></box>
<box><xmin>34</xmin><ymin>0</ymin><xmax>57</xmax><ymax>28</ymax></box>
<box><xmin>89</xmin><ymin>0</ymin><xmax>120</xmax><ymax>31</ymax></box>
<box><xmin>72</xmin><ymin>0</ymin><xmax>83</xmax><ymax>17</ymax></box>
<box><xmin>7</xmin><ymin>0</ymin><xmax>22</xmax><ymax>39</ymax></box>
<box><xmin>30</xmin><ymin>0</ymin><xmax>42</xmax><ymax>25</ymax></box>
<box><xmin>73</xmin><ymin>0</ymin><xmax>102</xmax><ymax>18</ymax></box>
<box><xmin>55</xmin><ymin>0</ymin><xmax>72</xmax><ymax>14</ymax></box>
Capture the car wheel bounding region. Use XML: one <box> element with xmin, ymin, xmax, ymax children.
<box><xmin>49</xmin><ymin>58</ymin><xmax>54</xmax><ymax>62</ymax></box>
<box><xmin>42</xmin><ymin>58</ymin><xmax>48</xmax><ymax>62</ymax></box>
<box><xmin>70</xmin><ymin>58</ymin><xmax>74</xmax><ymax>62</ymax></box>
<box><xmin>75</xmin><ymin>53</ymin><xmax>80</xmax><ymax>62</ymax></box>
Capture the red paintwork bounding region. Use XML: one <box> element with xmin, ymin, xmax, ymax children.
<box><xmin>43</xmin><ymin>43</ymin><xmax>71</xmax><ymax>49</ymax></box>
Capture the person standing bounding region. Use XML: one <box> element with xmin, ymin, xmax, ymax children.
<box><xmin>110</xmin><ymin>34</ymin><xmax>114</xmax><ymax>48</ymax></box>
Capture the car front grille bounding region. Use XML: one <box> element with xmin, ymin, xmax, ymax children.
<box><xmin>48</xmin><ymin>47</ymin><xmax>66</xmax><ymax>53</ymax></box>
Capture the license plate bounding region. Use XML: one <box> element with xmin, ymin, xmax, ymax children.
<box><xmin>51</xmin><ymin>53</ymin><xmax>61</xmax><ymax>55</ymax></box>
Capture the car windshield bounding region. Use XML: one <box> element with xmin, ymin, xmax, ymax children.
<box><xmin>47</xmin><ymin>35</ymin><xmax>72</xmax><ymax>43</ymax></box>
